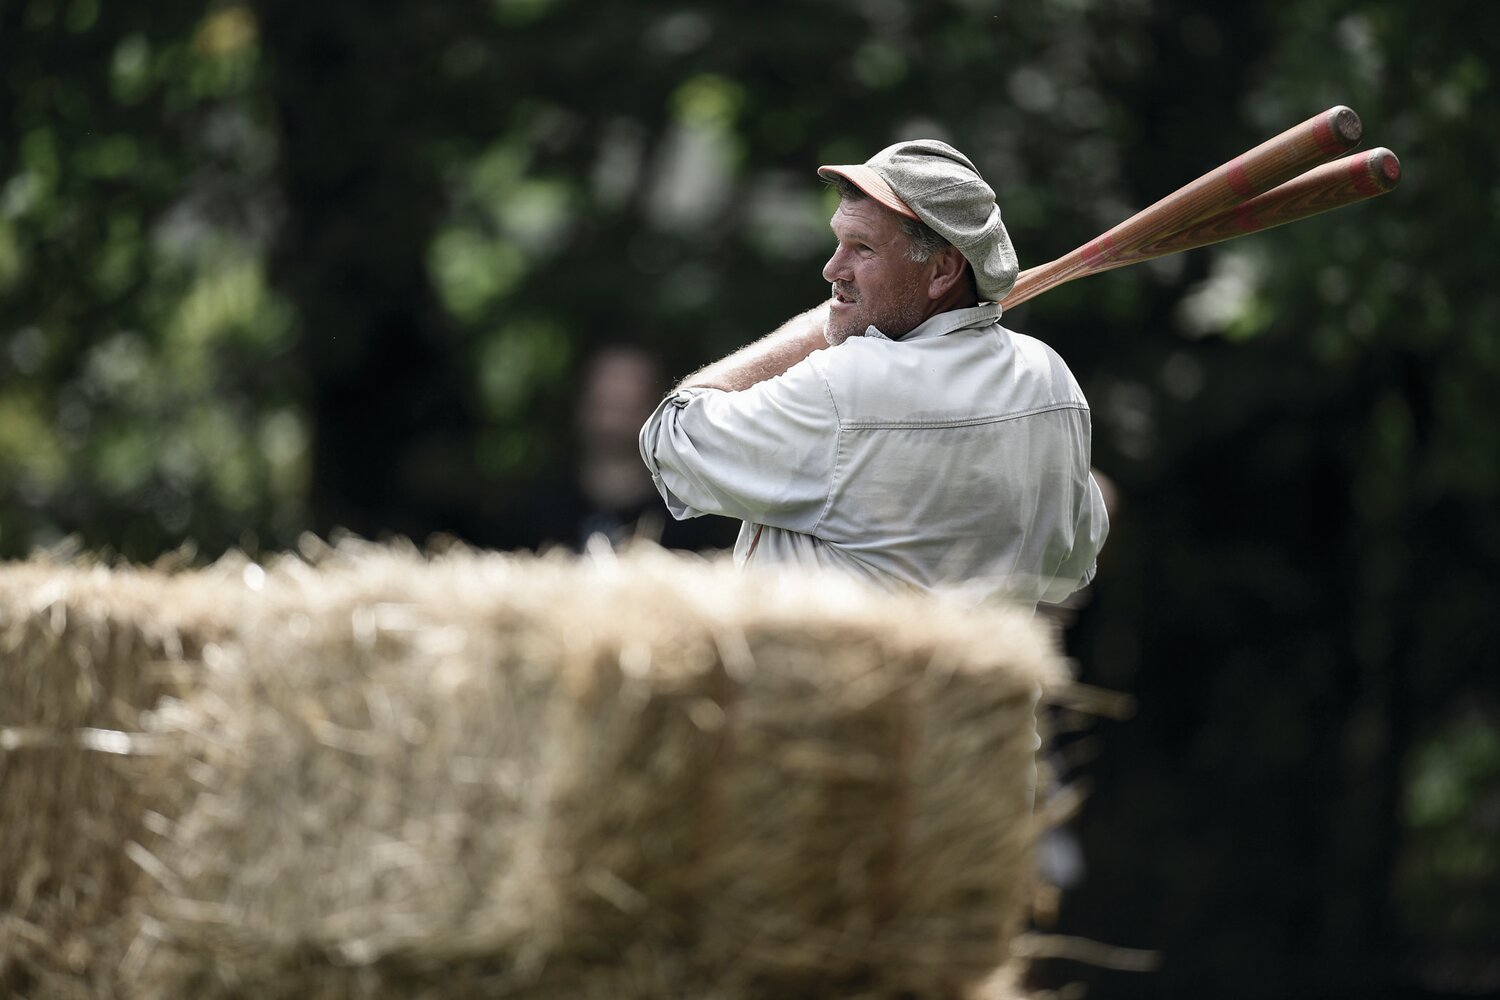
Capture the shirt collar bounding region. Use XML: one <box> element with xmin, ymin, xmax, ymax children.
<box><xmin>865</xmin><ymin>302</ymin><xmax>1003</xmax><ymax>342</ymax></box>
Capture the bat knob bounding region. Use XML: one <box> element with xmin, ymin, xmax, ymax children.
<box><xmin>1331</xmin><ymin>106</ymin><xmax>1363</xmax><ymax>145</ymax></box>
<box><xmin>1378</xmin><ymin>150</ymin><xmax>1402</xmax><ymax>185</ymax></box>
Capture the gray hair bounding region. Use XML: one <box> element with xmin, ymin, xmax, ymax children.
<box><xmin>828</xmin><ymin>176</ymin><xmax>952</xmax><ymax>263</ymax></box>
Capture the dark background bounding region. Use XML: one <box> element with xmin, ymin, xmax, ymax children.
<box><xmin>3</xmin><ymin>1</ymin><xmax>1496</xmax><ymax>997</ymax></box>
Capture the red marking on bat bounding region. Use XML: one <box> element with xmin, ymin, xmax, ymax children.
<box><xmin>1231</xmin><ymin>202</ymin><xmax>1261</xmax><ymax>233</ymax></box>
<box><xmin>1082</xmin><ymin>234</ymin><xmax>1117</xmax><ymax>268</ymax></box>
<box><xmin>1349</xmin><ymin>154</ymin><xmax>1384</xmax><ymax>196</ymax></box>
<box><xmin>1381</xmin><ymin>154</ymin><xmax>1401</xmax><ymax>184</ymax></box>
<box><xmin>1224</xmin><ymin>157</ymin><xmax>1256</xmax><ymax>199</ymax></box>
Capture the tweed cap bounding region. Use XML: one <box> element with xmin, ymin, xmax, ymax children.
<box><xmin>819</xmin><ymin>139</ymin><xmax>1019</xmax><ymax>302</ymax></box>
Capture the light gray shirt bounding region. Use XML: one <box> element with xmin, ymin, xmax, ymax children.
<box><xmin>639</xmin><ymin>303</ymin><xmax>1109</xmax><ymax>607</ymax></box>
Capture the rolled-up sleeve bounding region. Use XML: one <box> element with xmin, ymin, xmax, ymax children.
<box><xmin>638</xmin><ymin>358</ymin><xmax>839</xmax><ymax>532</ymax></box>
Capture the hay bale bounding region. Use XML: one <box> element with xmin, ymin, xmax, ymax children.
<box><xmin>129</xmin><ymin>549</ymin><xmax>567</xmax><ymax>994</ymax></box>
<box><xmin>533</xmin><ymin>572</ymin><xmax>1052</xmax><ymax>997</ymax></box>
<box><xmin>0</xmin><ymin>557</ymin><xmax>249</xmax><ymax>998</ymax></box>
<box><xmin>128</xmin><ymin>542</ymin><xmax>1060</xmax><ymax>999</ymax></box>
<box><xmin>1</xmin><ymin>542</ymin><xmax>1063</xmax><ymax>998</ymax></box>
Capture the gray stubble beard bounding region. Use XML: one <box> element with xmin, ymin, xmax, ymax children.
<box><xmin>825</xmin><ymin>271</ymin><xmax>929</xmax><ymax>346</ymax></box>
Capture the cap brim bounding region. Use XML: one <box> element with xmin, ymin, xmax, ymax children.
<box><xmin>817</xmin><ymin>164</ymin><xmax>920</xmax><ymax>220</ymax></box>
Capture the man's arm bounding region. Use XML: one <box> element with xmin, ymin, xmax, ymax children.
<box><xmin>640</xmin><ymin>300</ymin><xmax>839</xmax><ymax>529</ymax></box>
<box><xmin>678</xmin><ymin>302</ymin><xmax>830</xmax><ymax>392</ymax></box>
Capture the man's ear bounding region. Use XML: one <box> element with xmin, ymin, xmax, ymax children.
<box><xmin>927</xmin><ymin>246</ymin><xmax>968</xmax><ymax>300</ymax></box>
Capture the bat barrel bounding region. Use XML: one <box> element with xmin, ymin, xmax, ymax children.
<box><xmin>1129</xmin><ymin>147</ymin><xmax>1402</xmax><ymax>260</ymax></box>
<box><xmin>1000</xmin><ymin>106</ymin><xmax>1367</xmax><ymax>309</ymax></box>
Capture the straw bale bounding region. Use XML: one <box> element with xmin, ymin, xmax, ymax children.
<box><xmin>129</xmin><ymin>553</ymin><xmax>564</xmax><ymax>992</ymax></box>
<box><xmin>0</xmin><ymin>556</ymin><xmax>253</xmax><ymax>998</ymax></box>
<box><xmin>3</xmin><ymin>541</ymin><xmax>1064</xmax><ymax>998</ymax></box>
<box><xmin>126</xmin><ymin>541</ymin><xmax>1062</xmax><ymax>999</ymax></box>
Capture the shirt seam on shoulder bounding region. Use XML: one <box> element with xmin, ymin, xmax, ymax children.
<box><xmin>841</xmin><ymin>400</ymin><xmax>1089</xmax><ymax>430</ymax></box>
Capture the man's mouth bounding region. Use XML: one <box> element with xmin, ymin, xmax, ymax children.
<box><xmin>831</xmin><ymin>285</ymin><xmax>857</xmax><ymax>305</ymax></box>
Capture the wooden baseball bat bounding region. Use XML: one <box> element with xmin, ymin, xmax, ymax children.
<box><xmin>1000</xmin><ymin>106</ymin><xmax>1365</xmax><ymax>309</ymax></box>
<box><xmin>1117</xmin><ymin>147</ymin><xmax>1401</xmax><ymax>262</ymax></box>
<box><xmin>1000</xmin><ymin>147</ymin><xmax>1400</xmax><ymax>309</ymax></box>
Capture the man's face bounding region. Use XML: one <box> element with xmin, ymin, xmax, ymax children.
<box><xmin>579</xmin><ymin>349</ymin><xmax>659</xmax><ymax>451</ymax></box>
<box><xmin>822</xmin><ymin>197</ymin><xmax>933</xmax><ymax>346</ymax></box>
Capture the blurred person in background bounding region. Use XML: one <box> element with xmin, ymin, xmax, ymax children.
<box><xmin>503</xmin><ymin>346</ymin><xmax>736</xmax><ymax>553</ymax></box>
<box><xmin>639</xmin><ymin>140</ymin><xmax>1108</xmax><ymax>610</ymax></box>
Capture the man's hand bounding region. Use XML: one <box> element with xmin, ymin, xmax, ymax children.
<box><xmin>678</xmin><ymin>302</ymin><xmax>832</xmax><ymax>392</ymax></box>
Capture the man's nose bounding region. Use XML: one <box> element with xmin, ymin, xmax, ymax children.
<box><xmin>823</xmin><ymin>246</ymin><xmax>851</xmax><ymax>284</ymax></box>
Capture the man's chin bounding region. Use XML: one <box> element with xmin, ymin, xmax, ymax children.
<box><xmin>824</xmin><ymin>317</ymin><xmax>862</xmax><ymax>346</ymax></box>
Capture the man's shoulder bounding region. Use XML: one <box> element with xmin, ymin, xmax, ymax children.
<box><xmin>1002</xmin><ymin>325</ymin><xmax>1086</xmax><ymax>379</ymax></box>
<box><xmin>803</xmin><ymin>334</ymin><xmax>922</xmax><ymax>404</ymax></box>
<box><xmin>1004</xmin><ymin>328</ymin><xmax>1088</xmax><ymax>398</ymax></box>
<box><xmin>809</xmin><ymin>322</ymin><xmax>1088</xmax><ymax>419</ymax></box>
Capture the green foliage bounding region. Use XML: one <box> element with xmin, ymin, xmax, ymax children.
<box><xmin>0</xmin><ymin>0</ymin><xmax>303</xmax><ymax>560</ymax></box>
<box><xmin>1401</xmin><ymin>715</ymin><xmax>1500</xmax><ymax>946</ymax></box>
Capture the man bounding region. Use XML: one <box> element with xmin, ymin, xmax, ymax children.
<box><xmin>638</xmin><ymin>139</ymin><xmax>1108</xmax><ymax>608</ymax></box>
